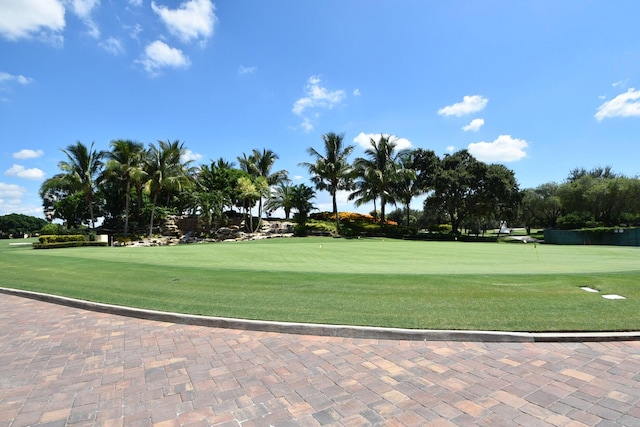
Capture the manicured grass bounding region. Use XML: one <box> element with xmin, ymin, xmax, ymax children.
<box><xmin>1</xmin><ymin>237</ymin><xmax>639</xmax><ymax>331</ymax></box>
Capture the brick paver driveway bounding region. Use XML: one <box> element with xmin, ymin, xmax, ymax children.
<box><xmin>1</xmin><ymin>294</ymin><xmax>640</xmax><ymax>426</ymax></box>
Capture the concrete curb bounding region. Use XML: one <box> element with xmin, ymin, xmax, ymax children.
<box><xmin>2</xmin><ymin>287</ymin><xmax>639</xmax><ymax>343</ymax></box>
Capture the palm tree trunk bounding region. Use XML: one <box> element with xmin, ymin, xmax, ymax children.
<box><xmin>406</xmin><ymin>203</ymin><xmax>411</xmax><ymax>226</ymax></box>
<box><xmin>124</xmin><ymin>181</ymin><xmax>131</xmax><ymax>235</ymax></box>
<box><xmin>88</xmin><ymin>193</ymin><xmax>96</xmax><ymax>229</ymax></box>
<box><xmin>332</xmin><ymin>191</ymin><xmax>340</xmax><ymax>231</ymax></box>
<box><xmin>148</xmin><ymin>192</ymin><xmax>158</xmax><ymax>237</ymax></box>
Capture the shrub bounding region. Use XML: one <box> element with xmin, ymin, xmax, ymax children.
<box><xmin>557</xmin><ymin>212</ymin><xmax>592</xmax><ymax>230</ymax></box>
<box><xmin>427</xmin><ymin>224</ymin><xmax>452</xmax><ymax>233</ymax></box>
<box><xmin>39</xmin><ymin>234</ymin><xmax>88</xmax><ymax>244</ymax></box>
<box><xmin>40</xmin><ymin>223</ymin><xmax>61</xmax><ymax>235</ymax></box>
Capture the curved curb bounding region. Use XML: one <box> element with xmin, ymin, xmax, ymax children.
<box><xmin>2</xmin><ymin>287</ymin><xmax>639</xmax><ymax>343</ymax></box>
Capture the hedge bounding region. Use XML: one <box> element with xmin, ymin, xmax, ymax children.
<box><xmin>39</xmin><ymin>234</ymin><xmax>88</xmax><ymax>244</ymax></box>
<box><xmin>33</xmin><ymin>241</ymin><xmax>108</xmax><ymax>249</ymax></box>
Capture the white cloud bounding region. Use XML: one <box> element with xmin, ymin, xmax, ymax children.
<box><xmin>353</xmin><ymin>89</ymin><xmax>361</xmax><ymax>96</ymax></box>
<box><xmin>5</xmin><ymin>164</ymin><xmax>45</xmax><ymax>180</ymax></box>
<box><xmin>0</xmin><ymin>72</ymin><xmax>33</xmax><ymax>88</ymax></box>
<box><xmin>151</xmin><ymin>0</ymin><xmax>216</xmax><ymax>44</ymax></box>
<box><xmin>0</xmin><ymin>182</ymin><xmax>27</xmax><ymax>198</ymax></box>
<box><xmin>467</xmin><ymin>135</ymin><xmax>528</xmax><ymax>163</ymax></box>
<box><xmin>100</xmin><ymin>37</ymin><xmax>124</xmax><ymax>55</ymax></box>
<box><xmin>293</xmin><ymin>76</ymin><xmax>345</xmax><ymax>115</ymax></box>
<box><xmin>129</xmin><ymin>23</ymin><xmax>143</xmax><ymax>39</ymax></box>
<box><xmin>438</xmin><ymin>95</ymin><xmax>488</xmax><ymax>117</ymax></box>
<box><xmin>446</xmin><ymin>145</ymin><xmax>455</xmax><ymax>153</ymax></box>
<box><xmin>595</xmin><ymin>88</ymin><xmax>640</xmax><ymax>121</ymax></box>
<box><xmin>462</xmin><ymin>118</ymin><xmax>484</xmax><ymax>132</ymax></box>
<box><xmin>0</xmin><ymin>0</ymin><xmax>65</xmax><ymax>42</ymax></box>
<box><xmin>66</xmin><ymin>0</ymin><xmax>101</xmax><ymax>38</ymax></box>
<box><xmin>129</xmin><ymin>0</ymin><xmax>143</xmax><ymax>6</ymax></box>
<box><xmin>300</xmin><ymin>117</ymin><xmax>314</xmax><ymax>133</ymax></box>
<box><xmin>181</xmin><ymin>149</ymin><xmax>202</xmax><ymax>163</ymax></box>
<box><xmin>138</xmin><ymin>40</ymin><xmax>190</xmax><ymax>76</ymax></box>
<box><xmin>353</xmin><ymin>132</ymin><xmax>413</xmax><ymax>151</ymax></box>
<box><xmin>66</xmin><ymin>0</ymin><xmax>99</xmax><ymax>18</ymax></box>
<box><xmin>292</xmin><ymin>75</ymin><xmax>346</xmax><ymax>132</ymax></box>
<box><xmin>612</xmin><ymin>79</ymin><xmax>629</xmax><ymax>88</ymax></box>
<box><xmin>238</xmin><ymin>65</ymin><xmax>256</xmax><ymax>75</ymax></box>
<box><xmin>13</xmin><ymin>149</ymin><xmax>44</xmax><ymax>159</ymax></box>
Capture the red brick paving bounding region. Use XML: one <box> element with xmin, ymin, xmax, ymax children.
<box><xmin>1</xmin><ymin>294</ymin><xmax>640</xmax><ymax>426</ymax></box>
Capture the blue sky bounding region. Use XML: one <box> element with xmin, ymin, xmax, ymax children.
<box><xmin>1</xmin><ymin>0</ymin><xmax>640</xmax><ymax>218</ymax></box>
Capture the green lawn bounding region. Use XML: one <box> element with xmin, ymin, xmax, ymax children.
<box><xmin>2</xmin><ymin>237</ymin><xmax>639</xmax><ymax>331</ymax></box>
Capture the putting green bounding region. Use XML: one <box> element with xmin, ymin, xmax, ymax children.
<box><xmin>11</xmin><ymin>237</ymin><xmax>640</xmax><ymax>275</ymax></box>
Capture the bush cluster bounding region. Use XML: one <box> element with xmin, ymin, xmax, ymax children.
<box><xmin>39</xmin><ymin>234</ymin><xmax>88</xmax><ymax>244</ymax></box>
<box><xmin>309</xmin><ymin>211</ymin><xmax>398</xmax><ymax>225</ymax></box>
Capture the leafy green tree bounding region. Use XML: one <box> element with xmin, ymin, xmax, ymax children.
<box><xmin>520</xmin><ymin>183</ymin><xmax>562</xmax><ymax>231</ymax></box>
<box><xmin>424</xmin><ymin>150</ymin><xmax>486</xmax><ymax>234</ymax></box>
<box><xmin>190</xmin><ymin>160</ymin><xmax>245</xmax><ymax>232</ymax></box>
<box><xmin>0</xmin><ymin>214</ymin><xmax>48</xmax><ymax>237</ymax></box>
<box><xmin>105</xmin><ymin>139</ymin><xmax>146</xmax><ymax>235</ymax></box>
<box><xmin>557</xmin><ymin>172</ymin><xmax>640</xmax><ymax>227</ymax></box>
<box><xmin>425</xmin><ymin>151</ymin><xmax>520</xmax><ymax>234</ymax></box>
<box><xmin>410</xmin><ymin>148</ymin><xmax>439</xmax><ymax>193</ymax></box>
<box><xmin>300</xmin><ymin>132</ymin><xmax>355</xmax><ymax>231</ymax></box>
<box><xmin>482</xmin><ymin>163</ymin><xmax>521</xmax><ymax>227</ymax></box>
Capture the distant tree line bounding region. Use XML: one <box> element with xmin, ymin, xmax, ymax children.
<box><xmin>519</xmin><ymin>166</ymin><xmax>640</xmax><ymax>233</ymax></box>
<box><xmin>0</xmin><ymin>213</ymin><xmax>48</xmax><ymax>237</ymax></box>
<box><xmin>33</xmin><ymin>134</ymin><xmax>640</xmax><ymax>238</ymax></box>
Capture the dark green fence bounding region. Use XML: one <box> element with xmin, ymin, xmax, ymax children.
<box><xmin>544</xmin><ymin>228</ymin><xmax>640</xmax><ymax>246</ymax></box>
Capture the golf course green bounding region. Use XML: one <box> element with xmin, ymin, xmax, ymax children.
<box><xmin>1</xmin><ymin>237</ymin><xmax>638</xmax><ymax>332</ymax></box>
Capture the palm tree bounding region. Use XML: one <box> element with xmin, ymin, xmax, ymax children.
<box><xmin>391</xmin><ymin>152</ymin><xmax>421</xmax><ymax>226</ymax></box>
<box><xmin>299</xmin><ymin>132</ymin><xmax>354</xmax><ymax>231</ymax></box>
<box><xmin>105</xmin><ymin>139</ymin><xmax>146</xmax><ymax>235</ymax></box>
<box><xmin>265</xmin><ymin>182</ymin><xmax>296</xmax><ymax>219</ymax></box>
<box><xmin>291</xmin><ymin>183</ymin><xmax>316</xmax><ymax>221</ymax></box>
<box><xmin>352</xmin><ymin>134</ymin><xmax>404</xmax><ymax>222</ymax></box>
<box><xmin>57</xmin><ymin>141</ymin><xmax>106</xmax><ymax>228</ymax></box>
<box><xmin>348</xmin><ymin>164</ymin><xmax>381</xmax><ymax>220</ymax></box>
<box><xmin>238</xmin><ymin>148</ymin><xmax>289</xmax><ymax>222</ymax></box>
<box><xmin>236</xmin><ymin>176</ymin><xmax>268</xmax><ymax>232</ymax></box>
<box><xmin>144</xmin><ymin>140</ymin><xmax>192</xmax><ymax>237</ymax></box>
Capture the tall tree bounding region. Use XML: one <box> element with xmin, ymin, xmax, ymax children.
<box><xmin>236</xmin><ymin>176</ymin><xmax>268</xmax><ymax>232</ymax></box>
<box><xmin>290</xmin><ymin>183</ymin><xmax>316</xmax><ymax>227</ymax></box>
<box><xmin>144</xmin><ymin>140</ymin><xmax>192</xmax><ymax>237</ymax></box>
<box><xmin>425</xmin><ymin>150</ymin><xmax>486</xmax><ymax>235</ymax></box>
<box><xmin>352</xmin><ymin>134</ymin><xmax>405</xmax><ymax>222</ymax></box>
<box><xmin>238</xmin><ymin>148</ymin><xmax>288</xmax><ymax>222</ymax></box>
<box><xmin>424</xmin><ymin>150</ymin><xmax>520</xmax><ymax>234</ymax></box>
<box><xmin>105</xmin><ymin>139</ymin><xmax>146</xmax><ymax>235</ymax></box>
<box><xmin>300</xmin><ymin>132</ymin><xmax>355</xmax><ymax>231</ymax></box>
<box><xmin>265</xmin><ymin>182</ymin><xmax>296</xmax><ymax>219</ymax></box>
<box><xmin>347</xmin><ymin>165</ymin><xmax>380</xmax><ymax>220</ymax></box>
<box><xmin>56</xmin><ymin>141</ymin><xmax>106</xmax><ymax>228</ymax></box>
<box><xmin>391</xmin><ymin>152</ymin><xmax>422</xmax><ymax>226</ymax></box>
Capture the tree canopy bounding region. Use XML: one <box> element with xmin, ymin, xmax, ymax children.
<box><xmin>37</xmin><ymin>137</ymin><xmax>640</xmax><ymax>238</ymax></box>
